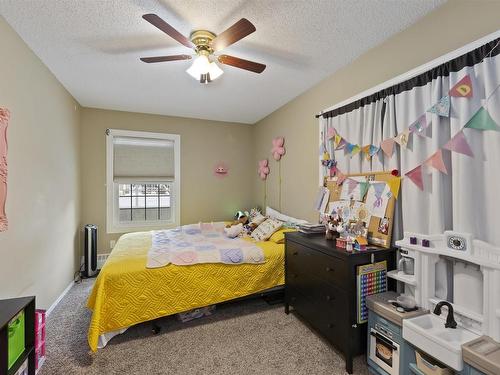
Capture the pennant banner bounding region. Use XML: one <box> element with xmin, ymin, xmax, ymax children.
<box><xmin>405</xmin><ymin>165</ymin><xmax>424</xmax><ymax>191</ymax></box>
<box><xmin>394</xmin><ymin>129</ymin><xmax>411</xmax><ymax>149</ymax></box>
<box><xmin>327</xmin><ymin>127</ymin><xmax>336</xmax><ymax>139</ymax></box>
<box><xmin>336</xmin><ymin>171</ymin><xmax>346</xmax><ymax>185</ymax></box>
<box><xmin>427</xmin><ymin>95</ymin><xmax>450</xmax><ymax>117</ymax></box>
<box><xmin>347</xmin><ymin>178</ymin><xmax>359</xmax><ymax>194</ymax></box>
<box><xmin>359</xmin><ymin>181</ymin><xmax>369</xmax><ymax>199</ymax></box>
<box><xmin>369</xmin><ymin>145</ymin><xmax>379</xmax><ymax>157</ymax></box>
<box><xmin>443</xmin><ymin>131</ymin><xmax>474</xmax><ymax>157</ymax></box>
<box><xmin>335</xmin><ymin>137</ymin><xmax>347</xmax><ymax>150</ymax></box>
<box><xmin>380</xmin><ymin>138</ymin><xmax>395</xmax><ymax>158</ymax></box>
<box><xmin>464</xmin><ymin>107</ymin><xmax>500</xmax><ymax>131</ymax></box>
<box><xmin>409</xmin><ymin>114</ymin><xmax>429</xmax><ymax>137</ymax></box>
<box><xmin>387</xmin><ymin>177</ymin><xmax>401</xmax><ymax>199</ymax></box>
<box><xmin>449</xmin><ymin>75</ymin><xmax>473</xmax><ymax>98</ymax></box>
<box><xmin>426</xmin><ymin>149</ymin><xmax>448</xmax><ymax>174</ymax></box>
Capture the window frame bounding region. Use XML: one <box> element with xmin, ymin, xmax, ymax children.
<box><xmin>106</xmin><ymin>129</ymin><xmax>181</xmax><ymax>234</ymax></box>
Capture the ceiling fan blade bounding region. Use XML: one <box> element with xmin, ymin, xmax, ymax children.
<box><xmin>140</xmin><ymin>55</ymin><xmax>192</xmax><ymax>63</ymax></box>
<box><xmin>142</xmin><ymin>14</ymin><xmax>193</xmax><ymax>49</ymax></box>
<box><xmin>218</xmin><ymin>55</ymin><xmax>266</xmax><ymax>73</ymax></box>
<box><xmin>211</xmin><ymin>18</ymin><xmax>256</xmax><ymax>52</ymax></box>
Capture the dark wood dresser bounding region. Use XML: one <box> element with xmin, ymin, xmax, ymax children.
<box><xmin>284</xmin><ymin>232</ymin><xmax>395</xmax><ymax>374</ymax></box>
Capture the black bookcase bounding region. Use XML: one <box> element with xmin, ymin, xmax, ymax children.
<box><xmin>0</xmin><ymin>297</ymin><xmax>36</xmax><ymax>375</ymax></box>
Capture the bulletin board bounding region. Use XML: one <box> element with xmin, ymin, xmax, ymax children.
<box><xmin>325</xmin><ymin>171</ymin><xmax>399</xmax><ymax>248</ymax></box>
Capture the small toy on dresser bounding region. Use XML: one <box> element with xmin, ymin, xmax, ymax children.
<box><xmin>324</xmin><ymin>213</ymin><xmax>343</xmax><ymax>240</ymax></box>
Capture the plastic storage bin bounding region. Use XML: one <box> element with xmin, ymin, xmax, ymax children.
<box><xmin>8</xmin><ymin>309</ymin><xmax>25</xmax><ymax>369</ymax></box>
<box><xmin>13</xmin><ymin>358</ymin><xmax>28</xmax><ymax>375</ymax></box>
<box><xmin>416</xmin><ymin>351</ymin><xmax>452</xmax><ymax>375</ymax></box>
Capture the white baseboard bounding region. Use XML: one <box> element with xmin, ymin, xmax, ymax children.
<box><xmin>46</xmin><ymin>280</ymin><xmax>74</xmax><ymax>317</ymax></box>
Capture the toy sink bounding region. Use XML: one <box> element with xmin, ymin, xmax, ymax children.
<box><xmin>403</xmin><ymin>313</ymin><xmax>480</xmax><ymax>371</ymax></box>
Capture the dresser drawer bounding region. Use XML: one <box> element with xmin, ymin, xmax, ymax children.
<box><xmin>286</xmin><ymin>241</ymin><xmax>348</xmax><ymax>288</ymax></box>
<box><xmin>287</xmin><ymin>286</ymin><xmax>348</xmax><ymax>350</ymax></box>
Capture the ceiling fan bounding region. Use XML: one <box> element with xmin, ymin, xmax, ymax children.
<box><xmin>140</xmin><ymin>14</ymin><xmax>266</xmax><ymax>84</ymax></box>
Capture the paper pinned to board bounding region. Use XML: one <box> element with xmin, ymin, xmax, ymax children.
<box><xmin>340</xmin><ymin>176</ymin><xmax>366</xmax><ymax>201</ymax></box>
<box><xmin>314</xmin><ymin>187</ymin><xmax>330</xmax><ymax>213</ymax></box>
<box><xmin>365</xmin><ymin>182</ymin><xmax>390</xmax><ymax>218</ymax></box>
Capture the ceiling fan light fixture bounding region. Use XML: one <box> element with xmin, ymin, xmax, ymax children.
<box><xmin>207</xmin><ymin>62</ymin><xmax>223</xmax><ymax>80</ymax></box>
<box><xmin>186</xmin><ymin>54</ymin><xmax>210</xmax><ymax>79</ymax></box>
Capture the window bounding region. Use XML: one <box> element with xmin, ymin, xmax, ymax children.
<box><xmin>106</xmin><ymin>129</ymin><xmax>180</xmax><ymax>233</ymax></box>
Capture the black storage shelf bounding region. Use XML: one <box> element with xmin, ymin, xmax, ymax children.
<box><xmin>0</xmin><ymin>297</ymin><xmax>36</xmax><ymax>375</ymax></box>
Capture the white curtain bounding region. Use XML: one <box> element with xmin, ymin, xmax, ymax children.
<box><xmin>321</xmin><ymin>52</ymin><xmax>500</xmax><ymax>246</ymax></box>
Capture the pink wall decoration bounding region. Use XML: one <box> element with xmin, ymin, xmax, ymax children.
<box><xmin>0</xmin><ymin>107</ymin><xmax>10</xmax><ymax>232</ymax></box>
<box><xmin>213</xmin><ymin>161</ymin><xmax>229</xmax><ymax>178</ymax></box>
<box><xmin>271</xmin><ymin>137</ymin><xmax>286</xmax><ymax>161</ymax></box>
<box><xmin>258</xmin><ymin>159</ymin><xmax>270</xmax><ymax>180</ymax></box>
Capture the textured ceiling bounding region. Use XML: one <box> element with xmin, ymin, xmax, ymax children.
<box><xmin>0</xmin><ymin>0</ymin><xmax>444</xmax><ymax>124</ymax></box>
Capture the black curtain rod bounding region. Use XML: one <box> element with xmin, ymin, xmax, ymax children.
<box><xmin>316</xmin><ymin>37</ymin><xmax>500</xmax><ymax>120</ymax></box>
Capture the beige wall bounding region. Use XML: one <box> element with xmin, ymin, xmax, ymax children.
<box><xmin>80</xmin><ymin>108</ymin><xmax>254</xmax><ymax>252</ymax></box>
<box><xmin>252</xmin><ymin>0</ymin><xmax>500</xmax><ymax>223</ymax></box>
<box><xmin>0</xmin><ymin>17</ymin><xmax>81</xmax><ymax>309</ymax></box>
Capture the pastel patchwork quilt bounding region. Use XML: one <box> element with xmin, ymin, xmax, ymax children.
<box><xmin>146</xmin><ymin>222</ymin><xmax>265</xmax><ymax>268</ymax></box>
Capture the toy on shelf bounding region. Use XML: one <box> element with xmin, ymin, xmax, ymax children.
<box><xmin>354</xmin><ymin>237</ymin><xmax>368</xmax><ymax>251</ymax></box>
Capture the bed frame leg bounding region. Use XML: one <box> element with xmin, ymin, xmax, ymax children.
<box><xmin>151</xmin><ymin>320</ymin><xmax>161</xmax><ymax>334</ymax></box>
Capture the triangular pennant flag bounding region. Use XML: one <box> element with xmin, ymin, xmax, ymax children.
<box><xmin>319</xmin><ymin>143</ymin><xmax>326</xmax><ymax>155</ymax></box>
<box><xmin>336</xmin><ymin>171</ymin><xmax>346</xmax><ymax>185</ymax></box>
<box><xmin>426</xmin><ymin>149</ymin><xmax>448</xmax><ymax>174</ymax></box>
<box><xmin>464</xmin><ymin>106</ymin><xmax>500</xmax><ymax>131</ymax></box>
<box><xmin>335</xmin><ymin>137</ymin><xmax>347</xmax><ymax>150</ymax></box>
<box><xmin>361</xmin><ymin>145</ymin><xmax>371</xmax><ymax>155</ymax></box>
<box><xmin>405</xmin><ymin>165</ymin><xmax>424</xmax><ymax>191</ymax></box>
<box><xmin>380</xmin><ymin>138</ymin><xmax>395</xmax><ymax>158</ymax></box>
<box><xmin>327</xmin><ymin>127</ymin><xmax>336</xmax><ymax>139</ymax></box>
<box><xmin>443</xmin><ymin>131</ymin><xmax>474</xmax><ymax>157</ymax></box>
<box><xmin>334</xmin><ymin>134</ymin><xmax>342</xmax><ymax>145</ymax></box>
<box><xmin>372</xmin><ymin>182</ymin><xmax>386</xmax><ymax>199</ymax></box>
<box><xmin>387</xmin><ymin>176</ymin><xmax>401</xmax><ymax>199</ymax></box>
<box><xmin>394</xmin><ymin>129</ymin><xmax>411</xmax><ymax>149</ymax></box>
<box><xmin>449</xmin><ymin>75</ymin><xmax>473</xmax><ymax>98</ymax></box>
<box><xmin>359</xmin><ymin>181</ymin><xmax>369</xmax><ymax>199</ymax></box>
<box><xmin>427</xmin><ymin>95</ymin><xmax>450</xmax><ymax>117</ymax></box>
<box><xmin>346</xmin><ymin>144</ymin><xmax>360</xmax><ymax>157</ymax></box>
<box><xmin>409</xmin><ymin>114</ymin><xmax>429</xmax><ymax>137</ymax></box>
<box><xmin>369</xmin><ymin>145</ymin><xmax>379</xmax><ymax>156</ymax></box>
<box><xmin>347</xmin><ymin>178</ymin><xmax>359</xmax><ymax>194</ymax></box>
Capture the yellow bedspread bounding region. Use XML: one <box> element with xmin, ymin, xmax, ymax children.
<box><xmin>87</xmin><ymin>231</ymin><xmax>284</xmax><ymax>351</ymax></box>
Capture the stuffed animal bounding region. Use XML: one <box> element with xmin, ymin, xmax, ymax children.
<box><xmin>226</xmin><ymin>211</ymin><xmax>249</xmax><ymax>228</ymax></box>
<box><xmin>325</xmin><ymin>214</ymin><xmax>342</xmax><ymax>240</ymax></box>
<box><xmin>224</xmin><ymin>223</ymin><xmax>243</xmax><ymax>238</ymax></box>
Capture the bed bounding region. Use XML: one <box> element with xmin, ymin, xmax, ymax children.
<box><xmin>86</xmin><ymin>227</ymin><xmax>287</xmax><ymax>351</ymax></box>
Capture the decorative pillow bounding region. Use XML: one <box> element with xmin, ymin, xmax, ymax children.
<box><xmin>251</xmin><ymin>219</ymin><xmax>282</xmax><ymax>242</ymax></box>
<box><xmin>269</xmin><ymin>228</ymin><xmax>296</xmax><ymax>244</ymax></box>
<box><xmin>250</xmin><ymin>212</ymin><xmax>267</xmax><ymax>226</ymax></box>
<box><xmin>265</xmin><ymin>206</ymin><xmax>309</xmax><ymax>227</ymax></box>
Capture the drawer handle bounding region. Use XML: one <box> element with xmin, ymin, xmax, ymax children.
<box><xmin>328</xmin><ymin>323</ymin><xmax>335</xmax><ymax>329</ymax></box>
<box><xmin>326</xmin><ymin>295</ymin><xmax>335</xmax><ymax>301</ymax></box>
<box><xmin>292</xmin><ymin>251</ymin><xmax>298</xmax><ymax>256</ymax></box>
<box><xmin>326</xmin><ymin>267</ymin><xmax>333</xmax><ymax>272</ymax></box>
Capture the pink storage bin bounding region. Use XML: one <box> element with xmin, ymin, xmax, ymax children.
<box><xmin>35</xmin><ymin>309</ymin><xmax>46</xmax><ymax>372</ymax></box>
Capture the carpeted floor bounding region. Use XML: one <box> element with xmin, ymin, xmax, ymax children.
<box><xmin>39</xmin><ymin>280</ymin><xmax>369</xmax><ymax>375</ymax></box>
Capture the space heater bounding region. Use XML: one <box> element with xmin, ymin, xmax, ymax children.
<box><xmin>83</xmin><ymin>224</ymin><xmax>98</xmax><ymax>278</ymax></box>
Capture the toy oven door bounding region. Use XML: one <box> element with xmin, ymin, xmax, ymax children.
<box><xmin>369</xmin><ymin>328</ymin><xmax>400</xmax><ymax>375</ymax></box>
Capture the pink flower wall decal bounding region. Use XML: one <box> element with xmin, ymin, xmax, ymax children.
<box><xmin>258</xmin><ymin>159</ymin><xmax>270</xmax><ymax>180</ymax></box>
<box><xmin>271</xmin><ymin>137</ymin><xmax>286</xmax><ymax>161</ymax></box>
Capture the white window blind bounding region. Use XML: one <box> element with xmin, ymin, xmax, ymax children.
<box><xmin>113</xmin><ymin>136</ymin><xmax>175</xmax><ymax>182</ymax></box>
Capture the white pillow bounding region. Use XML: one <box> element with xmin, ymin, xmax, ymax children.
<box><xmin>265</xmin><ymin>206</ymin><xmax>309</xmax><ymax>226</ymax></box>
<box><xmin>251</xmin><ymin>219</ymin><xmax>283</xmax><ymax>241</ymax></box>
<box><xmin>250</xmin><ymin>212</ymin><xmax>267</xmax><ymax>226</ymax></box>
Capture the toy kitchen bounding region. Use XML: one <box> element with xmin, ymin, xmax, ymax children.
<box><xmin>366</xmin><ymin>231</ymin><xmax>500</xmax><ymax>375</ymax></box>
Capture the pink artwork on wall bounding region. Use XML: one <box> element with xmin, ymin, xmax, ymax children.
<box><xmin>213</xmin><ymin>161</ymin><xmax>229</xmax><ymax>178</ymax></box>
<box><xmin>0</xmin><ymin>107</ymin><xmax>10</xmax><ymax>232</ymax></box>
<box><xmin>258</xmin><ymin>159</ymin><xmax>270</xmax><ymax>180</ymax></box>
<box><xmin>271</xmin><ymin>137</ymin><xmax>286</xmax><ymax>161</ymax></box>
